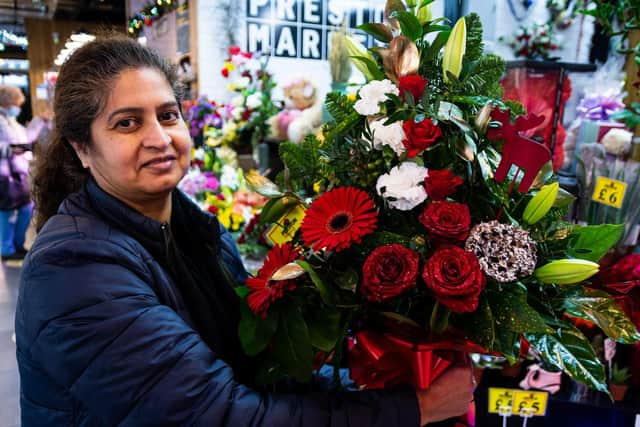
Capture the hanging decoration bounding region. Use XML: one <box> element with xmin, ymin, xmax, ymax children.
<box><xmin>127</xmin><ymin>0</ymin><xmax>178</xmax><ymax>38</ymax></box>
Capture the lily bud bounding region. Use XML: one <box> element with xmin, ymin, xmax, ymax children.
<box><xmin>442</xmin><ymin>17</ymin><xmax>466</xmax><ymax>83</ymax></box>
<box><xmin>534</xmin><ymin>259</ymin><xmax>600</xmax><ymax>285</ymax></box>
<box><xmin>523</xmin><ymin>182</ymin><xmax>560</xmax><ymax>225</ymax></box>
<box><xmin>416</xmin><ymin>4</ymin><xmax>432</xmax><ymax>25</ymax></box>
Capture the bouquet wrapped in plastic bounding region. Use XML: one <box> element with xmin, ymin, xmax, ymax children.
<box><xmin>237</xmin><ymin>0</ymin><xmax>640</xmax><ymax>393</ymax></box>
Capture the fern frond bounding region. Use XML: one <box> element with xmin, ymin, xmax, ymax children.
<box><xmin>325</xmin><ymin>92</ymin><xmax>356</xmax><ymax>124</ymax></box>
<box><xmin>460</xmin><ymin>54</ymin><xmax>505</xmax><ymax>98</ymax></box>
<box><xmin>464</xmin><ymin>13</ymin><xmax>484</xmax><ymax>62</ymax></box>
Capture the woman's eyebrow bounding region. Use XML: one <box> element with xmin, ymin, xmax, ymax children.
<box><xmin>107</xmin><ymin>102</ymin><xmax>179</xmax><ymax>122</ymax></box>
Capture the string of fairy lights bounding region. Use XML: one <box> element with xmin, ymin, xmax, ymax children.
<box><xmin>127</xmin><ymin>0</ymin><xmax>178</xmax><ymax>37</ymax></box>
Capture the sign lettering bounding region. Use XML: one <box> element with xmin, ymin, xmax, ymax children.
<box><xmin>246</xmin><ymin>0</ymin><xmax>385</xmax><ymax>60</ymax></box>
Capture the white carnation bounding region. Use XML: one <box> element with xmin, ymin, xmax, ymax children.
<box><xmin>376</xmin><ymin>162</ymin><xmax>428</xmax><ymax>210</ymax></box>
<box><xmin>235</xmin><ymin>76</ymin><xmax>251</xmax><ymax>89</ymax></box>
<box><xmin>246</xmin><ymin>92</ymin><xmax>263</xmax><ymax>109</ymax></box>
<box><xmin>602</xmin><ymin>128</ymin><xmax>632</xmax><ymax>156</ymax></box>
<box><xmin>370</xmin><ymin>119</ymin><xmax>406</xmax><ymax>156</ymax></box>
<box><xmin>354</xmin><ymin>79</ymin><xmax>399</xmax><ymax>116</ymax></box>
<box><xmin>231</xmin><ymin>95</ymin><xmax>244</xmax><ymax>107</ymax></box>
<box><xmin>231</xmin><ymin>108</ymin><xmax>244</xmax><ymax>121</ymax></box>
<box><xmin>220</xmin><ymin>165</ymin><xmax>240</xmax><ymax>190</ymax></box>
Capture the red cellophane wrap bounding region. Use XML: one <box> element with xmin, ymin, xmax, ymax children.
<box><xmin>348</xmin><ymin>330</ymin><xmax>488</xmax><ymax>390</ymax></box>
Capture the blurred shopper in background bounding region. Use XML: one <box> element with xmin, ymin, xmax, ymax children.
<box><xmin>0</xmin><ymin>85</ymin><xmax>51</xmax><ymax>259</ymax></box>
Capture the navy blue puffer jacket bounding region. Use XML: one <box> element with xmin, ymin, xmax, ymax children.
<box><xmin>15</xmin><ymin>179</ymin><xmax>420</xmax><ymax>427</ymax></box>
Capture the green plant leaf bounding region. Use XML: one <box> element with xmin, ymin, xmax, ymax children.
<box><xmin>554</xmin><ymin>187</ymin><xmax>577</xmax><ymax>208</ymax></box>
<box><xmin>424</xmin><ymin>30</ymin><xmax>450</xmax><ymax>61</ymax></box>
<box><xmin>350</xmin><ymin>55</ymin><xmax>386</xmax><ymax>81</ymax></box>
<box><xmin>489</xmin><ymin>288</ymin><xmax>552</xmax><ymax>334</ymax></box>
<box><xmin>563</xmin><ymin>287</ymin><xmax>640</xmax><ymax>344</ymax></box>
<box><xmin>568</xmin><ymin>224</ymin><xmax>624</xmax><ymax>262</ymax></box>
<box><xmin>358</xmin><ymin>23</ymin><xmax>393</xmax><ymax>42</ymax></box>
<box><xmin>525</xmin><ymin>326</ymin><xmax>609</xmax><ymax>394</ymax></box>
<box><xmin>308</xmin><ymin>308</ymin><xmax>342</xmax><ymax>352</ymax></box>
<box><xmin>296</xmin><ymin>260</ymin><xmax>334</xmax><ymax>304</ymax></box>
<box><xmin>259</xmin><ymin>196</ymin><xmax>301</xmax><ymax>225</ymax></box>
<box><xmin>238</xmin><ymin>298</ymin><xmax>278</xmax><ymax>356</ymax></box>
<box><xmin>462</xmin><ymin>295</ymin><xmax>495</xmax><ymax>349</ymax></box>
<box><xmin>272</xmin><ymin>306</ymin><xmax>314</xmax><ymax>382</ymax></box>
<box><xmin>392</xmin><ymin>11</ymin><xmax>423</xmax><ymax>41</ymax></box>
<box><xmin>464</xmin><ymin>13</ymin><xmax>484</xmax><ymax>62</ymax></box>
<box><xmin>493</xmin><ymin>328</ymin><xmax>520</xmax><ymax>364</ymax></box>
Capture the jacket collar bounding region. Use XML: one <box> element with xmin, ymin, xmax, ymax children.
<box><xmin>62</xmin><ymin>177</ymin><xmax>219</xmax><ymax>252</ymax></box>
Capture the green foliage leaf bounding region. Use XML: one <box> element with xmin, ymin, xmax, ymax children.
<box><xmin>279</xmin><ymin>135</ymin><xmax>323</xmax><ymax>191</ymax></box>
<box><xmin>392</xmin><ymin>11</ymin><xmax>423</xmax><ymax>41</ymax></box>
<box><xmin>272</xmin><ymin>306</ymin><xmax>314</xmax><ymax>382</ymax></box>
<box><xmin>493</xmin><ymin>329</ymin><xmax>520</xmax><ymax>364</ymax></box>
<box><xmin>568</xmin><ymin>224</ymin><xmax>624</xmax><ymax>262</ymax></box>
<box><xmin>308</xmin><ymin>308</ymin><xmax>342</xmax><ymax>352</ymax></box>
<box><xmin>459</xmin><ymin>54</ymin><xmax>506</xmax><ymax>98</ymax></box>
<box><xmin>358</xmin><ymin>23</ymin><xmax>393</xmax><ymax>43</ymax></box>
<box><xmin>296</xmin><ymin>260</ymin><xmax>334</xmax><ymax>304</ymax></box>
<box><xmin>464</xmin><ymin>13</ymin><xmax>484</xmax><ymax>62</ymax></box>
<box><xmin>526</xmin><ymin>326</ymin><xmax>608</xmax><ymax>394</ymax></box>
<box><xmin>238</xmin><ymin>297</ymin><xmax>278</xmax><ymax>356</ymax></box>
<box><xmin>423</xmin><ymin>30</ymin><xmax>450</xmax><ymax>61</ymax></box>
<box><xmin>259</xmin><ymin>196</ymin><xmax>301</xmax><ymax>224</ymax></box>
<box><xmin>489</xmin><ymin>288</ymin><xmax>552</xmax><ymax>335</ymax></box>
<box><xmin>361</xmin><ymin>231</ymin><xmax>412</xmax><ymax>247</ymax></box>
<box><xmin>350</xmin><ymin>55</ymin><xmax>386</xmax><ymax>81</ymax></box>
<box><xmin>462</xmin><ymin>295</ymin><xmax>495</xmax><ymax>349</ymax></box>
<box><xmin>563</xmin><ymin>287</ymin><xmax>640</xmax><ymax>344</ymax></box>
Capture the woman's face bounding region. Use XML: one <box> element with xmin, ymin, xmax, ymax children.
<box><xmin>76</xmin><ymin>67</ymin><xmax>191</xmax><ymax>210</ymax></box>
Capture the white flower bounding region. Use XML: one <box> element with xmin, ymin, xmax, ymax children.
<box><xmin>370</xmin><ymin>119</ymin><xmax>406</xmax><ymax>156</ymax></box>
<box><xmin>354</xmin><ymin>79</ymin><xmax>399</xmax><ymax>116</ymax></box>
<box><xmin>220</xmin><ymin>165</ymin><xmax>240</xmax><ymax>190</ymax></box>
<box><xmin>231</xmin><ymin>95</ymin><xmax>244</xmax><ymax>107</ymax></box>
<box><xmin>235</xmin><ymin>76</ymin><xmax>251</xmax><ymax>89</ymax></box>
<box><xmin>231</xmin><ymin>107</ymin><xmax>244</xmax><ymax>121</ymax></box>
<box><xmin>246</xmin><ymin>92</ymin><xmax>263</xmax><ymax>109</ymax></box>
<box><xmin>376</xmin><ymin>162</ymin><xmax>428</xmax><ymax>210</ymax></box>
<box><xmin>193</xmin><ymin>147</ymin><xmax>205</xmax><ymax>161</ymax></box>
<box><xmin>231</xmin><ymin>53</ymin><xmax>248</xmax><ymax>67</ymax></box>
<box><xmin>602</xmin><ymin>128</ymin><xmax>632</xmax><ymax>156</ymax></box>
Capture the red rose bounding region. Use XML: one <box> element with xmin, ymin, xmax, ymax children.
<box><xmin>399</xmin><ymin>74</ymin><xmax>428</xmax><ymax>101</ymax></box>
<box><xmin>402</xmin><ymin>118</ymin><xmax>443</xmax><ymax>158</ymax></box>
<box><xmin>207</xmin><ymin>205</ymin><xmax>218</xmax><ymax>214</ymax></box>
<box><xmin>425</xmin><ymin>169</ymin><xmax>464</xmax><ymax>201</ymax></box>
<box><xmin>221</xmin><ymin>68</ymin><xmax>229</xmax><ymax>78</ymax></box>
<box><xmin>422</xmin><ymin>245</ymin><xmax>485</xmax><ymax>313</ymax></box>
<box><xmin>229</xmin><ymin>46</ymin><xmax>241</xmax><ymax>55</ymax></box>
<box><xmin>361</xmin><ymin>244</ymin><xmax>419</xmax><ymax>302</ymax></box>
<box><xmin>419</xmin><ymin>201</ymin><xmax>470</xmax><ymax>242</ymax></box>
<box><xmin>600</xmin><ymin>254</ymin><xmax>640</xmax><ymax>284</ymax></box>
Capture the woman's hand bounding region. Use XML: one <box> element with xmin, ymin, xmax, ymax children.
<box><xmin>416</xmin><ymin>365</ymin><xmax>475</xmax><ymax>426</ymax></box>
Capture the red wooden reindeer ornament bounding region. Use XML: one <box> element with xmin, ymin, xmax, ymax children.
<box><xmin>487</xmin><ymin>108</ymin><xmax>551</xmax><ymax>193</ymax></box>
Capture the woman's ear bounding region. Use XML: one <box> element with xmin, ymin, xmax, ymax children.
<box><xmin>69</xmin><ymin>140</ymin><xmax>90</xmax><ymax>169</ymax></box>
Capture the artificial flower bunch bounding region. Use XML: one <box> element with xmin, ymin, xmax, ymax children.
<box><xmin>178</xmin><ymin>147</ymin><xmax>266</xmax><ymax>231</ymax></box>
<box><xmin>217</xmin><ymin>46</ymin><xmax>280</xmax><ymax>153</ymax></box>
<box><xmin>237</xmin><ymin>0</ymin><xmax>639</xmax><ymax>393</ymax></box>
<box><xmin>500</xmin><ymin>22</ymin><xmax>561</xmax><ymax>60</ymax></box>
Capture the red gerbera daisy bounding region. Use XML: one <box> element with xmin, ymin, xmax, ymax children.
<box><xmin>300</xmin><ymin>187</ymin><xmax>378</xmax><ymax>252</ymax></box>
<box><xmin>246</xmin><ymin>243</ymin><xmax>301</xmax><ymax>317</ymax></box>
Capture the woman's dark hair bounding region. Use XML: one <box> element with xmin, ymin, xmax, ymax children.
<box><xmin>32</xmin><ymin>35</ymin><xmax>184</xmax><ymax>231</ymax></box>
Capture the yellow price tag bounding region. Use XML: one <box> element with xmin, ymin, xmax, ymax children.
<box><xmin>265</xmin><ymin>205</ymin><xmax>306</xmax><ymax>246</ymax></box>
<box><xmin>592</xmin><ymin>176</ymin><xmax>627</xmax><ymax>208</ymax></box>
<box><xmin>512</xmin><ymin>390</ymin><xmax>548</xmax><ymax>416</ymax></box>
<box><xmin>488</xmin><ymin>388</ymin><xmax>515</xmax><ymax>415</ymax></box>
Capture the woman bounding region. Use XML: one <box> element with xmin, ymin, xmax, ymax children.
<box><xmin>15</xmin><ymin>36</ymin><xmax>473</xmax><ymax>426</ymax></box>
<box><xmin>0</xmin><ymin>85</ymin><xmax>50</xmax><ymax>259</ymax></box>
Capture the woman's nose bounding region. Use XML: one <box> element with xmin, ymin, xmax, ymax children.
<box><xmin>142</xmin><ymin>120</ymin><xmax>172</xmax><ymax>149</ymax></box>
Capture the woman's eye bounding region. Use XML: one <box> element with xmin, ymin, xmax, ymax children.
<box><xmin>115</xmin><ymin>118</ymin><xmax>136</xmax><ymax>129</ymax></box>
<box><xmin>160</xmin><ymin>110</ymin><xmax>180</xmax><ymax>122</ymax></box>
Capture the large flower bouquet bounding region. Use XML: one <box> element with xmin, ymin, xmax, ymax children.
<box><xmin>216</xmin><ymin>46</ymin><xmax>280</xmax><ymax>153</ymax></box>
<box><xmin>237</xmin><ymin>0</ymin><xmax>640</xmax><ymax>393</ymax></box>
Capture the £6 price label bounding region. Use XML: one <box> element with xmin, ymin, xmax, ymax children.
<box><xmin>511</xmin><ymin>390</ymin><xmax>548</xmax><ymax>416</ymax></box>
<box><xmin>592</xmin><ymin>176</ymin><xmax>627</xmax><ymax>209</ymax></box>
<box><xmin>488</xmin><ymin>388</ymin><xmax>515</xmax><ymax>414</ymax></box>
